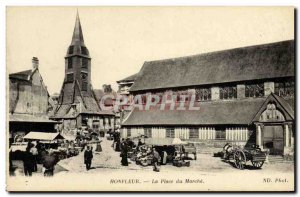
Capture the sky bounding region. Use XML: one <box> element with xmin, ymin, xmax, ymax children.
<box><xmin>6</xmin><ymin>7</ymin><xmax>294</xmax><ymax>95</ymax></box>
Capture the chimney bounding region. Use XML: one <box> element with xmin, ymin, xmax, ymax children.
<box><xmin>32</xmin><ymin>57</ymin><xmax>39</xmax><ymax>70</ymax></box>
<box><xmin>103</xmin><ymin>84</ymin><xmax>112</xmax><ymax>93</ymax></box>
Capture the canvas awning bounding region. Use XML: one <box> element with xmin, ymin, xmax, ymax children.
<box><xmin>23</xmin><ymin>132</ymin><xmax>64</xmax><ymax>141</ymax></box>
<box><xmin>145</xmin><ymin>138</ymin><xmax>187</xmax><ymax>146</ymax></box>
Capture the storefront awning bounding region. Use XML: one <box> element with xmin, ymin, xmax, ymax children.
<box><xmin>23</xmin><ymin>132</ymin><xmax>64</xmax><ymax>141</ymax></box>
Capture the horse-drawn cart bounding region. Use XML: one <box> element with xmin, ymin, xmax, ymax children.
<box><xmin>222</xmin><ymin>143</ymin><xmax>267</xmax><ymax>170</ymax></box>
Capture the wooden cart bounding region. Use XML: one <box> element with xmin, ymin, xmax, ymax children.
<box><xmin>222</xmin><ymin>143</ymin><xmax>267</xmax><ymax>170</ymax></box>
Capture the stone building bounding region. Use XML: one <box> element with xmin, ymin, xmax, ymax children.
<box><xmin>117</xmin><ymin>73</ymin><xmax>138</xmax><ymax>95</ymax></box>
<box><xmin>51</xmin><ymin>13</ymin><xmax>114</xmax><ymax>133</ymax></box>
<box><xmin>121</xmin><ymin>40</ymin><xmax>295</xmax><ymax>157</ymax></box>
<box><xmin>9</xmin><ymin>57</ymin><xmax>57</xmax><ymax>143</ymax></box>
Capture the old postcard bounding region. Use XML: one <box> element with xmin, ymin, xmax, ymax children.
<box><xmin>6</xmin><ymin>6</ymin><xmax>295</xmax><ymax>192</ymax></box>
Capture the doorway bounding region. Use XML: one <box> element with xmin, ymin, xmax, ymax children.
<box><xmin>263</xmin><ymin>125</ymin><xmax>284</xmax><ymax>155</ymax></box>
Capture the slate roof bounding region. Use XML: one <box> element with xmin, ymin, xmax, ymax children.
<box><xmin>9</xmin><ymin>69</ymin><xmax>33</xmax><ymax>81</ymax></box>
<box><xmin>130</xmin><ymin>40</ymin><xmax>294</xmax><ymax>92</ymax></box>
<box><xmin>9</xmin><ymin>114</ymin><xmax>57</xmax><ymax>123</ymax></box>
<box><xmin>117</xmin><ymin>73</ymin><xmax>138</xmax><ymax>83</ymax></box>
<box><xmin>122</xmin><ymin>95</ymin><xmax>294</xmax><ymax>126</ymax></box>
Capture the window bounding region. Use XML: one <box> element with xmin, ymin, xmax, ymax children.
<box><xmin>166</xmin><ymin>128</ymin><xmax>175</xmax><ymax>138</ymax></box>
<box><xmin>215</xmin><ymin>128</ymin><xmax>226</xmax><ymax>140</ymax></box>
<box><xmin>81</xmin><ymin>46</ymin><xmax>88</xmax><ymax>55</ymax></box>
<box><xmin>127</xmin><ymin>128</ymin><xmax>131</xmax><ymax>137</ymax></box>
<box><xmin>275</xmin><ymin>80</ymin><xmax>294</xmax><ymax>98</ymax></box>
<box><xmin>68</xmin><ymin>58</ymin><xmax>72</xmax><ymax>69</ymax></box>
<box><xmin>245</xmin><ymin>83</ymin><xmax>264</xmax><ymax>97</ymax></box>
<box><xmin>82</xmin><ymin>82</ymin><xmax>88</xmax><ymax>91</ymax></box>
<box><xmin>220</xmin><ymin>85</ymin><xmax>237</xmax><ymax>100</ymax></box>
<box><xmin>66</xmin><ymin>73</ymin><xmax>74</xmax><ymax>82</ymax></box>
<box><xmin>82</xmin><ymin>58</ymin><xmax>88</xmax><ymax>68</ymax></box>
<box><xmin>196</xmin><ymin>88</ymin><xmax>211</xmax><ymax>101</ymax></box>
<box><xmin>144</xmin><ymin>128</ymin><xmax>152</xmax><ymax>138</ymax></box>
<box><xmin>68</xmin><ymin>46</ymin><xmax>74</xmax><ymax>54</ymax></box>
<box><xmin>189</xmin><ymin>128</ymin><xmax>199</xmax><ymax>139</ymax></box>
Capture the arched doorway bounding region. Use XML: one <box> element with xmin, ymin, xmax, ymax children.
<box><xmin>260</xmin><ymin>102</ymin><xmax>285</xmax><ymax>155</ymax></box>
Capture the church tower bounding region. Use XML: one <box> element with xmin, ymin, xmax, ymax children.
<box><xmin>52</xmin><ymin>11</ymin><xmax>114</xmax><ymax>131</ymax></box>
<box><xmin>64</xmin><ymin>11</ymin><xmax>91</xmax><ymax>95</ymax></box>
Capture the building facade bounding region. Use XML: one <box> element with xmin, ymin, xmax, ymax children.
<box><xmin>51</xmin><ymin>13</ymin><xmax>114</xmax><ymax>134</ymax></box>
<box><xmin>121</xmin><ymin>40</ymin><xmax>295</xmax><ymax>157</ymax></box>
<box><xmin>9</xmin><ymin>57</ymin><xmax>57</xmax><ymax>143</ymax></box>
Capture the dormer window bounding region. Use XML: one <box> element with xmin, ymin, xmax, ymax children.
<box><xmin>220</xmin><ymin>85</ymin><xmax>237</xmax><ymax>100</ymax></box>
<box><xmin>275</xmin><ymin>79</ymin><xmax>294</xmax><ymax>98</ymax></box>
<box><xmin>245</xmin><ymin>83</ymin><xmax>264</xmax><ymax>98</ymax></box>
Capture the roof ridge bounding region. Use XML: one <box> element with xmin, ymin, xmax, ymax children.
<box><xmin>145</xmin><ymin>40</ymin><xmax>294</xmax><ymax>65</ymax></box>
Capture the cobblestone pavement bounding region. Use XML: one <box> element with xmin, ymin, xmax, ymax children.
<box><xmin>57</xmin><ymin>136</ymin><xmax>294</xmax><ymax>174</ymax></box>
<box><xmin>11</xmin><ymin>136</ymin><xmax>294</xmax><ymax>177</ymax></box>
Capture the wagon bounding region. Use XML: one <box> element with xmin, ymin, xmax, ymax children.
<box><xmin>222</xmin><ymin>143</ymin><xmax>267</xmax><ymax>170</ymax></box>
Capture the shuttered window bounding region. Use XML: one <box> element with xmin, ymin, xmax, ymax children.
<box><xmin>68</xmin><ymin>58</ymin><xmax>73</xmax><ymax>69</ymax></box>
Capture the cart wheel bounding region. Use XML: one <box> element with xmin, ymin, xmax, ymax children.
<box><xmin>251</xmin><ymin>160</ymin><xmax>264</xmax><ymax>168</ymax></box>
<box><xmin>233</xmin><ymin>150</ymin><xmax>246</xmax><ymax>170</ymax></box>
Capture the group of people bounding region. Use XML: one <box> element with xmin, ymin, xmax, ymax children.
<box><xmin>116</xmin><ymin>137</ymin><xmax>162</xmax><ymax>172</ymax></box>
<box><xmin>19</xmin><ymin>141</ymin><xmax>58</xmax><ymax>177</ymax></box>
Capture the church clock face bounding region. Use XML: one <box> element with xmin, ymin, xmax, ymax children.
<box><xmin>81</xmin><ymin>73</ymin><xmax>88</xmax><ymax>81</ymax></box>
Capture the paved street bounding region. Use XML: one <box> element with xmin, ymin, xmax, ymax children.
<box><xmin>10</xmin><ymin>135</ymin><xmax>294</xmax><ymax>177</ymax></box>
<box><xmin>58</xmin><ymin>135</ymin><xmax>294</xmax><ymax>174</ymax></box>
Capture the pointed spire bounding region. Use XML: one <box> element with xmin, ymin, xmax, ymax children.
<box><xmin>71</xmin><ymin>11</ymin><xmax>85</xmax><ymax>46</ymax></box>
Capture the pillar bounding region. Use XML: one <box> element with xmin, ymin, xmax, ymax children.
<box><xmin>285</xmin><ymin>124</ymin><xmax>290</xmax><ymax>147</ymax></box>
<box><xmin>100</xmin><ymin>118</ymin><xmax>104</xmax><ymax>130</ymax></box>
<box><xmin>255</xmin><ymin>124</ymin><xmax>262</xmax><ymax>148</ymax></box>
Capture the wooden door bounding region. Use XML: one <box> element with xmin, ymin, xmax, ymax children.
<box><xmin>263</xmin><ymin>125</ymin><xmax>284</xmax><ymax>155</ymax></box>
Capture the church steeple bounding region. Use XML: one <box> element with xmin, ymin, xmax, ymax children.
<box><xmin>64</xmin><ymin>11</ymin><xmax>91</xmax><ymax>95</ymax></box>
<box><xmin>66</xmin><ymin>11</ymin><xmax>90</xmax><ymax>58</ymax></box>
<box><xmin>71</xmin><ymin>11</ymin><xmax>85</xmax><ymax>46</ymax></box>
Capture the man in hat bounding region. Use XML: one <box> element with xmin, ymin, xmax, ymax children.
<box><xmin>42</xmin><ymin>150</ymin><xmax>58</xmax><ymax>177</ymax></box>
<box><xmin>84</xmin><ymin>146</ymin><xmax>93</xmax><ymax>170</ymax></box>
<box><xmin>152</xmin><ymin>148</ymin><xmax>161</xmax><ymax>172</ymax></box>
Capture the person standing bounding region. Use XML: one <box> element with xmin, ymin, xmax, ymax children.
<box><xmin>162</xmin><ymin>150</ymin><xmax>168</xmax><ymax>165</ymax></box>
<box><xmin>42</xmin><ymin>150</ymin><xmax>57</xmax><ymax>177</ymax></box>
<box><xmin>152</xmin><ymin>148</ymin><xmax>161</xmax><ymax>172</ymax></box>
<box><xmin>22</xmin><ymin>142</ymin><xmax>35</xmax><ymax>176</ymax></box>
<box><xmin>30</xmin><ymin>142</ymin><xmax>38</xmax><ymax>172</ymax></box>
<box><xmin>84</xmin><ymin>146</ymin><xmax>93</xmax><ymax>170</ymax></box>
<box><xmin>120</xmin><ymin>140</ymin><xmax>128</xmax><ymax>166</ymax></box>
